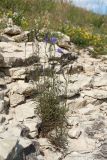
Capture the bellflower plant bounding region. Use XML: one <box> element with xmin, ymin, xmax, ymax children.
<box><xmin>50</xmin><ymin>37</ymin><xmax>57</xmax><ymax>45</ymax></box>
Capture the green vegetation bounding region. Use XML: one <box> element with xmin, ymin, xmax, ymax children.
<box><xmin>0</xmin><ymin>0</ymin><xmax>106</xmax><ymax>32</ymax></box>
<box><xmin>1</xmin><ymin>0</ymin><xmax>107</xmax><ymax>55</ymax></box>
<box><xmin>0</xmin><ymin>1</ymin><xmax>107</xmax><ymax>53</ymax></box>
<box><xmin>62</xmin><ymin>25</ymin><xmax>103</xmax><ymax>47</ymax></box>
<box><xmin>37</xmin><ymin>78</ymin><xmax>68</xmax><ymax>149</ymax></box>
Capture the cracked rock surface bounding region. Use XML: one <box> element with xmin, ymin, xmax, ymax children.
<box><xmin>1</xmin><ymin>27</ymin><xmax>107</xmax><ymax>160</ymax></box>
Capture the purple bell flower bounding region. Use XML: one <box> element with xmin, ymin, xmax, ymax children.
<box><xmin>50</xmin><ymin>37</ymin><xmax>57</xmax><ymax>45</ymax></box>
<box><xmin>44</xmin><ymin>33</ymin><xmax>49</xmax><ymax>43</ymax></box>
<box><xmin>57</xmin><ymin>48</ymin><xmax>63</xmax><ymax>54</ymax></box>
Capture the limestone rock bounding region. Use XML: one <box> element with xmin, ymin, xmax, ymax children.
<box><xmin>15</xmin><ymin>101</ymin><xmax>36</xmax><ymax>121</ymax></box>
<box><xmin>0</xmin><ymin>34</ymin><xmax>15</xmax><ymax>42</ymax></box>
<box><xmin>0</xmin><ymin>100</ymin><xmax>5</xmax><ymax>113</ymax></box>
<box><xmin>9</xmin><ymin>80</ymin><xmax>37</xmax><ymax>97</ymax></box>
<box><xmin>78</xmin><ymin>104</ymin><xmax>96</xmax><ymax>115</ymax></box>
<box><xmin>0</xmin><ymin>115</ymin><xmax>5</xmax><ymax>124</ymax></box>
<box><xmin>0</xmin><ymin>53</ymin><xmax>4</xmax><ymax>67</ymax></box>
<box><xmin>4</xmin><ymin>25</ymin><xmax>22</xmax><ymax>36</ymax></box>
<box><xmin>57</xmin><ymin>32</ymin><xmax>70</xmax><ymax>43</ymax></box>
<box><xmin>93</xmin><ymin>73</ymin><xmax>107</xmax><ymax>87</ymax></box>
<box><xmin>17</xmin><ymin>139</ymin><xmax>42</xmax><ymax>160</ymax></box>
<box><xmin>3</xmin><ymin>97</ymin><xmax>10</xmax><ymax>113</ymax></box>
<box><xmin>19</xmin><ymin>137</ymin><xmax>33</xmax><ymax>149</ymax></box>
<box><xmin>9</xmin><ymin>67</ymin><xmax>27</xmax><ymax>80</ymax></box>
<box><xmin>68</xmin><ymin>135</ymin><xmax>95</xmax><ymax>153</ymax></box>
<box><xmin>68</xmin><ymin>97</ymin><xmax>87</xmax><ymax>110</ymax></box>
<box><xmin>58</xmin><ymin>82</ymin><xmax>80</xmax><ymax>98</ymax></box>
<box><xmin>0</xmin><ymin>30</ymin><xmax>107</xmax><ymax>160</ymax></box>
<box><xmin>67</xmin><ymin>85</ymin><xmax>80</xmax><ymax>98</ymax></box>
<box><xmin>38</xmin><ymin>138</ymin><xmax>61</xmax><ymax>160</ymax></box>
<box><xmin>0</xmin><ymin>91</ymin><xmax>5</xmax><ymax>100</ymax></box>
<box><xmin>69</xmin><ymin>63</ymin><xmax>83</xmax><ymax>74</ymax></box>
<box><xmin>13</xmin><ymin>31</ymin><xmax>29</xmax><ymax>42</ymax></box>
<box><xmin>83</xmin><ymin>64</ymin><xmax>95</xmax><ymax>75</ymax></box>
<box><xmin>85</xmin><ymin>120</ymin><xmax>105</xmax><ymax>138</ymax></box>
<box><xmin>37</xmin><ymin>155</ymin><xmax>44</xmax><ymax>160</ymax></box>
<box><xmin>9</xmin><ymin>93</ymin><xmax>25</xmax><ymax>107</ymax></box>
<box><xmin>0</xmin><ymin>42</ymin><xmax>39</xmax><ymax>67</ymax></box>
<box><xmin>68</xmin><ymin>126</ymin><xmax>81</xmax><ymax>139</ymax></box>
<box><xmin>67</xmin><ymin>117</ymin><xmax>80</xmax><ymax>127</ymax></box>
<box><xmin>82</xmin><ymin>89</ymin><xmax>107</xmax><ymax>100</ymax></box>
<box><xmin>56</xmin><ymin>75</ymin><xmax>80</xmax><ymax>98</ymax></box>
<box><xmin>71</xmin><ymin>74</ymin><xmax>92</xmax><ymax>90</ymax></box>
<box><xmin>0</xmin><ymin>73</ymin><xmax>5</xmax><ymax>86</ymax></box>
<box><xmin>43</xmin><ymin>149</ymin><xmax>61</xmax><ymax>160</ymax></box>
<box><xmin>57</xmin><ymin>32</ymin><xmax>71</xmax><ymax>49</ymax></box>
<box><xmin>0</xmin><ymin>126</ymin><xmax>22</xmax><ymax>139</ymax></box>
<box><xmin>96</xmin><ymin>139</ymin><xmax>107</xmax><ymax>159</ymax></box>
<box><xmin>63</xmin><ymin>152</ymin><xmax>94</xmax><ymax>160</ymax></box>
<box><xmin>60</xmin><ymin>52</ymin><xmax>78</xmax><ymax>67</ymax></box>
<box><xmin>23</xmin><ymin>118</ymin><xmax>41</xmax><ymax>134</ymax></box>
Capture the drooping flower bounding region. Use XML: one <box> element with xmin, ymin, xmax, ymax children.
<box><xmin>44</xmin><ymin>33</ymin><xmax>49</xmax><ymax>43</ymax></box>
<box><xmin>44</xmin><ymin>33</ymin><xmax>57</xmax><ymax>45</ymax></box>
<box><xmin>50</xmin><ymin>37</ymin><xmax>57</xmax><ymax>45</ymax></box>
<box><xmin>57</xmin><ymin>48</ymin><xmax>63</xmax><ymax>54</ymax></box>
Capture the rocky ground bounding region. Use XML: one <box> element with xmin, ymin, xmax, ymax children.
<box><xmin>0</xmin><ymin>25</ymin><xmax>107</xmax><ymax>160</ymax></box>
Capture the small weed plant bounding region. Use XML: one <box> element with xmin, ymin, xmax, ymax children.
<box><xmin>7</xmin><ymin>11</ymin><xmax>28</xmax><ymax>28</ymax></box>
<box><xmin>62</xmin><ymin>24</ymin><xmax>103</xmax><ymax>47</ymax></box>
